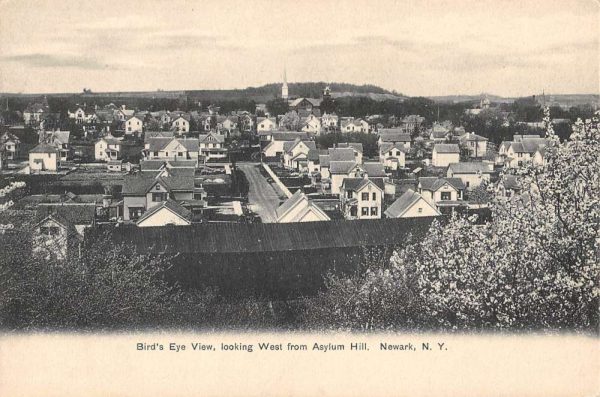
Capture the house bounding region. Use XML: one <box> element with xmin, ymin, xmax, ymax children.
<box><xmin>261</xmin><ymin>134</ymin><xmax>311</xmax><ymax>159</ymax></box>
<box><xmin>144</xmin><ymin>131</ymin><xmax>175</xmax><ymax>149</ymax></box>
<box><xmin>107</xmin><ymin>160</ymin><xmax>126</xmax><ymax>172</ymax></box>
<box><xmin>43</xmin><ymin>130</ymin><xmax>70</xmax><ymax>161</ymax></box>
<box><xmin>198</xmin><ymin>132</ymin><xmax>227</xmax><ymax>161</ymax></box>
<box><xmin>136</xmin><ymin>200</ymin><xmax>193</xmax><ymax>227</ymax></box>
<box><xmin>68</xmin><ymin>105</ymin><xmax>95</xmax><ymax>124</ymax></box>
<box><xmin>144</xmin><ymin>137</ymin><xmax>199</xmax><ymax>162</ymax></box>
<box><xmin>282</xmin><ymin>139</ymin><xmax>316</xmax><ymax>170</ymax></box>
<box><xmin>460</xmin><ymin>132</ymin><xmax>488</xmax><ymax>158</ymax></box>
<box><xmin>29</xmin><ymin>143</ymin><xmax>60</xmax><ymax>172</ymax></box>
<box><xmin>432</xmin><ymin>144</ymin><xmax>460</xmax><ymax>167</ymax></box>
<box><xmin>275</xmin><ymin>190</ymin><xmax>330</xmax><ymax>223</ymax></box>
<box><xmin>335</xmin><ymin>143</ymin><xmax>363</xmax><ymax>164</ymax></box>
<box><xmin>429</xmin><ymin>122</ymin><xmax>452</xmax><ymax>143</ymax></box>
<box><xmin>340</xmin><ymin>118</ymin><xmax>369</xmax><ymax>133</ymax></box>
<box><xmin>447</xmin><ymin>162</ymin><xmax>494</xmax><ymax>189</ymax></box>
<box><xmin>321</xmin><ymin>113</ymin><xmax>338</xmax><ymax>133</ymax></box>
<box><xmin>23</xmin><ymin>99</ymin><xmax>50</xmax><ymax>125</ymax></box>
<box><xmin>378</xmin><ymin>129</ymin><xmax>411</xmax><ymax>149</ymax></box>
<box><xmin>121</xmin><ymin>173</ymin><xmax>195</xmax><ymax>221</ymax></box>
<box><xmin>0</xmin><ymin>132</ymin><xmax>21</xmax><ymax>160</ymax></box>
<box><xmin>114</xmin><ymin>106</ymin><xmax>135</xmax><ymax>122</ymax></box>
<box><xmin>385</xmin><ymin>189</ymin><xmax>441</xmax><ymax>218</ymax></box>
<box><xmin>417</xmin><ymin>177</ymin><xmax>465</xmax><ymax>212</ymax></box>
<box><xmin>379</xmin><ymin>142</ymin><xmax>407</xmax><ymax>170</ymax></box>
<box><xmin>498</xmin><ymin>138</ymin><xmax>548</xmax><ymax>168</ymax></box>
<box><xmin>257</xmin><ymin>117</ymin><xmax>277</xmax><ymax>132</ymax></box>
<box><xmin>288</xmin><ymin>98</ymin><xmax>321</xmax><ymax>113</ymax></box>
<box><xmin>495</xmin><ymin>174</ymin><xmax>522</xmax><ymax>199</ymax></box>
<box><xmin>124</xmin><ymin>116</ymin><xmax>144</xmax><ymax>135</ymax></box>
<box><xmin>94</xmin><ymin>136</ymin><xmax>122</xmax><ymax>161</ymax></box>
<box><xmin>400</xmin><ymin>115</ymin><xmax>425</xmax><ymax>134</ymax></box>
<box><xmin>329</xmin><ymin>161</ymin><xmax>386</xmax><ymax>195</ymax></box>
<box><xmin>306</xmin><ymin>149</ymin><xmax>321</xmax><ymax>174</ymax></box>
<box><xmin>300</xmin><ymin>114</ymin><xmax>322</xmax><ymax>134</ymax></box>
<box><xmin>339</xmin><ymin>177</ymin><xmax>385</xmax><ymax>219</ymax></box>
<box><xmin>32</xmin><ymin>204</ymin><xmax>96</xmax><ymax>260</ymax></box>
<box><xmin>172</xmin><ymin>114</ymin><xmax>190</xmax><ymax>134</ymax></box>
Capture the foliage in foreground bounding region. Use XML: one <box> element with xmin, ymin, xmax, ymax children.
<box><xmin>303</xmin><ymin>110</ymin><xmax>600</xmax><ymax>331</ymax></box>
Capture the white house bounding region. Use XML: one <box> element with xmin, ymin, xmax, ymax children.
<box><xmin>460</xmin><ymin>132</ymin><xmax>488</xmax><ymax>158</ymax></box>
<box><xmin>94</xmin><ymin>136</ymin><xmax>122</xmax><ymax>161</ymax></box>
<box><xmin>29</xmin><ymin>143</ymin><xmax>60</xmax><ymax>172</ymax></box>
<box><xmin>321</xmin><ymin>113</ymin><xmax>338</xmax><ymax>132</ymax></box>
<box><xmin>275</xmin><ymin>190</ymin><xmax>330</xmax><ymax>223</ymax></box>
<box><xmin>172</xmin><ymin>115</ymin><xmax>190</xmax><ymax>134</ymax></box>
<box><xmin>257</xmin><ymin>117</ymin><xmax>277</xmax><ymax>132</ymax></box>
<box><xmin>125</xmin><ymin>116</ymin><xmax>144</xmax><ymax>135</ymax></box>
<box><xmin>385</xmin><ymin>189</ymin><xmax>441</xmax><ymax>218</ymax></box>
<box><xmin>335</xmin><ymin>143</ymin><xmax>363</xmax><ymax>164</ymax></box>
<box><xmin>339</xmin><ymin>177</ymin><xmax>385</xmax><ymax>219</ymax></box>
<box><xmin>499</xmin><ymin>138</ymin><xmax>548</xmax><ymax>168</ymax></box>
<box><xmin>0</xmin><ymin>132</ymin><xmax>21</xmax><ymax>160</ymax></box>
<box><xmin>145</xmin><ymin>137</ymin><xmax>199</xmax><ymax>162</ymax></box>
<box><xmin>282</xmin><ymin>139</ymin><xmax>316</xmax><ymax>170</ymax></box>
<box><xmin>378</xmin><ymin>130</ymin><xmax>412</xmax><ymax>149</ymax></box>
<box><xmin>417</xmin><ymin>177</ymin><xmax>465</xmax><ymax>211</ymax></box>
<box><xmin>432</xmin><ymin>144</ymin><xmax>460</xmax><ymax>167</ymax></box>
<box><xmin>340</xmin><ymin>118</ymin><xmax>369</xmax><ymax>133</ymax></box>
<box><xmin>447</xmin><ymin>162</ymin><xmax>494</xmax><ymax>189</ymax></box>
<box><xmin>198</xmin><ymin>132</ymin><xmax>227</xmax><ymax>161</ymax></box>
<box><xmin>301</xmin><ymin>115</ymin><xmax>322</xmax><ymax>134</ymax></box>
<box><xmin>379</xmin><ymin>142</ymin><xmax>407</xmax><ymax>170</ymax></box>
<box><xmin>136</xmin><ymin>200</ymin><xmax>192</xmax><ymax>227</ymax></box>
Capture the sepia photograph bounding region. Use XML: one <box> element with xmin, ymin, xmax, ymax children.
<box><xmin>0</xmin><ymin>0</ymin><xmax>598</xmax><ymax>395</ymax></box>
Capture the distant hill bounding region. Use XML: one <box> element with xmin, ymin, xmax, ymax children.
<box><xmin>428</xmin><ymin>93</ymin><xmax>599</xmax><ymax>107</ymax></box>
<box><xmin>0</xmin><ymin>82</ymin><xmax>404</xmax><ymax>103</ymax></box>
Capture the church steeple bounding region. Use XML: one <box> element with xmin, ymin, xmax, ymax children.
<box><xmin>281</xmin><ymin>66</ymin><xmax>288</xmax><ymax>100</ymax></box>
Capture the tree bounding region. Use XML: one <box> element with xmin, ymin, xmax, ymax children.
<box><xmin>266</xmin><ymin>98</ymin><xmax>289</xmax><ymax>116</ymax></box>
<box><xmin>303</xmin><ymin>108</ymin><xmax>600</xmax><ymax>331</ymax></box>
<box><xmin>280</xmin><ymin>111</ymin><xmax>300</xmax><ymax>131</ymax></box>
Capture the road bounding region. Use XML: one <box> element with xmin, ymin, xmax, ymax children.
<box><xmin>238</xmin><ymin>163</ymin><xmax>282</xmax><ymax>223</ymax></box>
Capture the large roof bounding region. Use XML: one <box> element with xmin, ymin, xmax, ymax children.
<box><xmin>136</xmin><ymin>200</ymin><xmax>192</xmax><ymax>225</ymax></box>
<box><xmin>93</xmin><ymin>217</ymin><xmax>437</xmax><ymax>254</ymax></box>
<box><xmin>329</xmin><ymin>161</ymin><xmax>357</xmax><ymax>174</ymax></box>
<box><xmin>144</xmin><ymin>131</ymin><xmax>174</xmax><ymax>143</ymax></box>
<box><xmin>385</xmin><ymin>189</ymin><xmax>433</xmax><ymax>218</ymax></box>
<box><xmin>379</xmin><ymin>132</ymin><xmax>411</xmax><ymax>143</ymax></box>
<box><xmin>336</xmin><ymin>142</ymin><xmax>363</xmax><ymax>153</ymax></box>
<box><xmin>275</xmin><ymin>190</ymin><xmax>305</xmax><ymax>219</ymax></box>
<box><xmin>433</xmin><ymin>143</ymin><xmax>460</xmax><ymax>153</ymax></box>
<box><xmin>30</xmin><ymin>143</ymin><xmax>59</xmax><ymax>154</ymax></box>
<box><xmin>418</xmin><ymin>177</ymin><xmax>465</xmax><ymax>191</ymax></box>
<box><xmin>460</xmin><ymin>132</ymin><xmax>488</xmax><ymax>142</ymax></box>
<box><xmin>448</xmin><ymin>162</ymin><xmax>493</xmax><ymax>174</ymax></box>
<box><xmin>379</xmin><ymin>142</ymin><xmax>407</xmax><ymax>154</ymax></box>
<box><xmin>362</xmin><ymin>162</ymin><xmax>386</xmax><ymax>177</ymax></box>
<box><xmin>35</xmin><ymin>204</ymin><xmax>96</xmax><ymax>227</ymax></box>
<box><xmin>341</xmin><ymin>177</ymin><xmax>385</xmax><ymax>192</ymax></box>
<box><xmin>121</xmin><ymin>174</ymin><xmax>194</xmax><ymax>195</ymax></box>
<box><xmin>328</xmin><ymin>147</ymin><xmax>355</xmax><ymax>161</ymax></box>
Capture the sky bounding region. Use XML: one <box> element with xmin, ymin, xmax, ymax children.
<box><xmin>0</xmin><ymin>0</ymin><xmax>598</xmax><ymax>96</ymax></box>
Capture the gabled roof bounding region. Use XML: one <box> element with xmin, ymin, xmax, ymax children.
<box><xmin>433</xmin><ymin>143</ymin><xmax>460</xmax><ymax>154</ymax></box>
<box><xmin>460</xmin><ymin>132</ymin><xmax>488</xmax><ymax>142</ymax></box>
<box><xmin>136</xmin><ymin>200</ymin><xmax>192</xmax><ymax>225</ymax></box>
<box><xmin>341</xmin><ymin>177</ymin><xmax>385</xmax><ymax>192</ymax></box>
<box><xmin>198</xmin><ymin>132</ymin><xmax>225</xmax><ymax>144</ymax></box>
<box><xmin>30</xmin><ymin>143</ymin><xmax>59</xmax><ymax>154</ymax></box>
<box><xmin>418</xmin><ymin>177</ymin><xmax>465</xmax><ymax>191</ymax></box>
<box><xmin>329</xmin><ymin>161</ymin><xmax>357</xmax><ymax>174</ymax></box>
<box><xmin>328</xmin><ymin>147</ymin><xmax>355</xmax><ymax>161</ymax></box>
<box><xmin>379</xmin><ymin>142</ymin><xmax>407</xmax><ymax>154</ymax></box>
<box><xmin>379</xmin><ymin>132</ymin><xmax>411</xmax><ymax>143</ymax></box>
<box><xmin>283</xmin><ymin>139</ymin><xmax>316</xmax><ymax>153</ymax></box>
<box><xmin>48</xmin><ymin>130</ymin><xmax>70</xmax><ymax>145</ymax></box>
<box><xmin>125</xmin><ymin>115</ymin><xmax>143</xmax><ymax>122</ymax></box>
<box><xmin>146</xmin><ymin>137</ymin><xmax>174</xmax><ymax>152</ymax></box>
<box><xmin>362</xmin><ymin>162</ymin><xmax>386</xmax><ymax>177</ymax></box>
<box><xmin>448</xmin><ymin>162</ymin><xmax>493</xmax><ymax>174</ymax></box>
<box><xmin>275</xmin><ymin>190</ymin><xmax>305</xmax><ymax>219</ymax></box>
<box><xmin>269</xmin><ymin>132</ymin><xmax>309</xmax><ymax>141</ymax></box>
<box><xmin>385</xmin><ymin>189</ymin><xmax>439</xmax><ymax>218</ymax></box>
<box><xmin>336</xmin><ymin>142</ymin><xmax>363</xmax><ymax>153</ymax></box>
<box><xmin>144</xmin><ymin>131</ymin><xmax>174</xmax><ymax>143</ymax></box>
<box><xmin>35</xmin><ymin>204</ymin><xmax>96</xmax><ymax>227</ymax></box>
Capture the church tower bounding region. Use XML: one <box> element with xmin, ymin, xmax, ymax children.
<box><xmin>281</xmin><ymin>66</ymin><xmax>288</xmax><ymax>100</ymax></box>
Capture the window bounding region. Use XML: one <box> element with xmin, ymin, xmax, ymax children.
<box><xmin>418</xmin><ymin>207</ymin><xmax>423</xmax><ymax>213</ymax></box>
<box><xmin>361</xmin><ymin>207</ymin><xmax>369</xmax><ymax>216</ymax></box>
<box><xmin>371</xmin><ymin>207</ymin><xmax>378</xmax><ymax>216</ymax></box>
<box><xmin>129</xmin><ymin>207</ymin><xmax>144</xmax><ymax>220</ymax></box>
<box><xmin>347</xmin><ymin>191</ymin><xmax>353</xmax><ymax>199</ymax></box>
<box><xmin>153</xmin><ymin>151</ymin><xmax>158</xmax><ymax>156</ymax></box>
<box><xmin>40</xmin><ymin>226</ymin><xmax>59</xmax><ymax>236</ymax></box>
<box><xmin>441</xmin><ymin>192</ymin><xmax>451</xmax><ymax>201</ymax></box>
<box><xmin>152</xmin><ymin>193</ymin><xmax>166</xmax><ymax>202</ymax></box>
<box><xmin>178</xmin><ymin>152</ymin><xmax>183</xmax><ymax>156</ymax></box>
<box><xmin>361</xmin><ymin>192</ymin><xmax>369</xmax><ymax>201</ymax></box>
<box><xmin>350</xmin><ymin>206</ymin><xmax>358</xmax><ymax>217</ymax></box>
<box><xmin>372</xmin><ymin>192</ymin><xmax>377</xmax><ymax>200</ymax></box>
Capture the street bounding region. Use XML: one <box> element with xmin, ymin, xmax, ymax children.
<box><xmin>237</xmin><ymin>163</ymin><xmax>282</xmax><ymax>223</ymax></box>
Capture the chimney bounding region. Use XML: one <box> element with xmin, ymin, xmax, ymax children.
<box><xmin>102</xmin><ymin>195</ymin><xmax>111</xmax><ymax>208</ymax></box>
